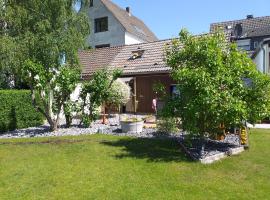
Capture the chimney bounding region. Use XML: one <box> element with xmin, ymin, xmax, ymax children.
<box><xmin>126</xmin><ymin>7</ymin><xmax>131</xmax><ymax>16</ymax></box>
<box><xmin>246</xmin><ymin>15</ymin><xmax>254</xmax><ymax>19</ymax></box>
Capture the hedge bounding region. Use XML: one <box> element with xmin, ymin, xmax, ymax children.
<box><xmin>0</xmin><ymin>90</ymin><xmax>44</xmax><ymax>133</ymax></box>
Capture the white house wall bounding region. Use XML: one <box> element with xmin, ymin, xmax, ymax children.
<box><xmin>125</xmin><ymin>32</ymin><xmax>144</xmax><ymax>45</ymax></box>
<box><xmin>253</xmin><ymin>43</ymin><xmax>270</xmax><ymax>74</ymax></box>
<box><xmin>254</xmin><ymin>47</ymin><xmax>265</xmax><ymax>73</ymax></box>
<box><xmin>86</xmin><ymin>0</ymin><xmax>126</xmax><ymax>47</ymax></box>
<box><xmin>70</xmin><ymin>83</ymin><xmax>82</xmax><ymax>102</ymax></box>
<box><xmin>266</xmin><ymin>44</ymin><xmax>270</xmax><ymax>74</ymax></box>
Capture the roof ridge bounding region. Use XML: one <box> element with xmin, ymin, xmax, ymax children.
<box><xmin>81</xmin><ymin>34</ymin><xmax>211</xmax><ymax>53</ymax></box>
<box><xmin>211</xmin><ymin>15</ymin><xmax>270</xmax><ymax>25</ymax></box>
<box><xmin>79</xmin><ymin>45</ymin><xmax>123</xmax><ymax>53</ymax></box>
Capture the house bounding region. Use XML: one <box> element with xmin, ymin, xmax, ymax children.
<box><xmin>79</xmin><ymin>13</ymin><xmax>270</xmax><ymax>113</ymax></box>
<box><xmin>210</xmin><ymin>15</ymin><xmax>270</xmax><ymax>74</ymax></box>
<box><xmin>251</xmin><ymin>38</ymin><xmax>270</xmax><ymax>74</ymax></box>
<box><xmin>79</xmin><ymin>40</ymin><xmax>175</xmax><ymax>113</ymax></box>
<box><xmin>84</xmin><ymin>0</ymin><xmax>158</xmax><ymax>48</ymax></box>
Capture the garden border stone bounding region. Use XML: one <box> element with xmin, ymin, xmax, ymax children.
<box><xmin>178</xmin><ymin>137</ymin><xmax>245</xmax><ymax>164</ymax></box>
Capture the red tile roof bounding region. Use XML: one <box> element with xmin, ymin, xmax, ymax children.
<box><xmin>79</xmin><ymin>39</ymin><xmax>172</xmax><ymax>78</ymax></box>
<box><xmin>79</xmin><ymin>46</ymin><xmax>123</xmax><ymax>76</ymax></box>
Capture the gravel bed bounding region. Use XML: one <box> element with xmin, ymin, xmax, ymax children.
<box><xmin>177</xmin><ymin>134</ymin><xmax>241</xmax><ymax>160</ymax></box>
<box><xmin>0</xmin><ymin>116</ymin><xmax>178</xmax><ymax>139</ymax></box>
<box><xmin>0</xmin><ymin>124</ymin><xmax>159</xmax><ymax>139</ymax></box>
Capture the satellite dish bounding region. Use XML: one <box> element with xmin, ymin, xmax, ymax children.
<box><xmin>234</xmin><ymin>23</ymin><xmax>243</xmax><ymax>38</ymax></box>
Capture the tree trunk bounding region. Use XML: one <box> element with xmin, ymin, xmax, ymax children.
<box><xmin>30</xmin><ymin>87</ymin><xmax>59</xmax><ymax>132</ymax></box>
<box><xmin>47</xmin><ymin>118</ymin><xmax>58</xmax><ymax>132</ymax></box>
<box><xmin>65</xmin><ymin>114</ymin><xmax>72</xmax><ymax>128</ymax></box>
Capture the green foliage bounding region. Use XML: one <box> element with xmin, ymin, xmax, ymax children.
<box><xmin>244</xmin><ymin>74</ymin><xmax>270</xmax><ymax>124</ymax></box>
<box><xmin>1</xmin><ymin>0</ymin><xmax>90</xmax><ymax>130</ymax></box>
<box><xmin>121</xmin><ymin>116</ymin><xmax>143</xmax><ymax>123</ymax></box>
<box><xmin>0</xmin><ymin>90</ymin><xmax>44</xmax><ymax>132</ymax></box>
<box><xmin>54</xmin><ymin>66</ymin><xmax>80</xmax><ymax>127</ymax></box>
<box><xmin>153</xmin><ymin>81</ymin><xmax>167</xmax><ymax>99</ymax></box>
<box><xmin>0</xmin><ymin>0</ymin><xmax>90</xmax><ymax>89</ymax></box>
<box><xmin>157</xmin><ymin>117</ymin><xmax>180</xmax><ymax>135</ymax></box>
<box><xmin>165</xmin><ymin>29</ymin><xmax>270</xmax><ymax>138</ymax></box>
<box><xmin>80</xmin><ymin>69</ymin><xmax>122</xmax><ymax>125</ymax></box>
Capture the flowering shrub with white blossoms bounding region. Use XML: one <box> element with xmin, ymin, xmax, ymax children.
<box><xmin>107</xmin><ymin>79</ymin><xmax>131</xmax><ymax>106</ymax></box>
<box><xmin>22</xmin><ymin>59</ymin><xmax>80</xmax><ymax>130</ymax></box>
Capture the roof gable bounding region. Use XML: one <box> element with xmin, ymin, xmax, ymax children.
<box><xmin>100</xmin><ymin>0</ymin><xmax>158</xmax><ymax>42</ymax></box>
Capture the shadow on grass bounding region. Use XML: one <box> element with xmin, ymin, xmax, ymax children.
<box><xmin>101</xmin><ymin>137</ymin><xmax>192</xmax><ymax>163</ymax></box>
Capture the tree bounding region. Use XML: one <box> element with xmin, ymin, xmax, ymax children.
<box><xmin>54</xmin><ymin>66</ymin><xmax>80</xmax><ymax>127</ymax></box>
<box><xmin>0</xmin><ymin>0</ymin><xmax>24</xmax><ymax>88</ymax></box>
<box><xmin>2</xmin><ymin>0</ymin><xmax>90</xmax><ymax>131</ymax></box>
<box><xmin>80</xmin><ymin>69</ymin><xmax>122</xmax><ymax>126</ymax></box>
<box><xmin>165</xmin><ymin>29</ymin><xmax>270</xmax><ymax>139</ymax></box>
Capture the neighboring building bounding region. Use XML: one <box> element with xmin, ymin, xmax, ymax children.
<box><xmin>210</xmin><ymin>15</ymin><xmax>270</xmax><ymax>74</ymax></box>
<box><xmin>84</xmin><ymin>0</ymin><xmax>158</xmax><ymax>48</ymax></box>
<box><xmin>251</xmin><ymin>39</ymin><xmax>270</xmax><ymax>74</ymax></box>
<box><xmin>210</xmin><ymin>15</ymin><xmax>270</xmax><ymax>55</ymax></box>
<box><xmin>79</xmin><ymin>40</ymin><xmax>174</xmax><ymax>113</ymax></box>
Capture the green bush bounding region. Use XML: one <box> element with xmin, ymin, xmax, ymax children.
<box><xmin>157</xmin><ymin>117</ymin><xmax>180</xmax><ymax>135</ymax></box>
<box><xmin>0</xmin><ymin>90</ymin><xmax>44</xmax><ymax>133</ymax></box>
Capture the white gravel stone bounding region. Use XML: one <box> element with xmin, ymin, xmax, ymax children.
<box><xmin>0</xmin><ymin>115</ymin><xmax>180</xmax><ymax>139</ymax></box>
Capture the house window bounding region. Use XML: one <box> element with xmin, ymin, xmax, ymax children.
<box><xmin>95</xmin><ymin>44</ymin><xmax>110</xmax><ymax>49</ymax></box>
<box><xmin>89</xmin><ymin>0</ymin><xmax>93</xmax><ymax>7</ymax></box>
<box><xmin>130</xmin><ymin>50</ymin><xmax>145</xmax><ymax>60</ymax></box>
<box><xmin>254</xmin><ymin>41</ymin><xmax>259</xmax><ymax>49</ymax></box>
<box><xmin>236</xmin><ymin>39</ymin><xmax>250</xmax><ymax>51</ymax></box>
<box><xmin>95</xmin><ymin>17</ymin><xmax>108</xmax><ymax>33</ymax></box>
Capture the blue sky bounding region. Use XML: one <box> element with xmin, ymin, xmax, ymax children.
<box><xmin>112</xmin><ymin>0</ymin><xmax>270</xmax><ymax>39</ymax></box>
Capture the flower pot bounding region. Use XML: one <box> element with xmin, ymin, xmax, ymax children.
<box><xmin>120</xmin><ymin>121</ymin><xmax>144</xmax><ymax>133</ymax></box>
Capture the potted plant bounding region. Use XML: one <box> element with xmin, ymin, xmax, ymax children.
<box><xmin>120</xmin><ymin>116</ymin><xmax>144</xmax><ymax>133</ymax></box>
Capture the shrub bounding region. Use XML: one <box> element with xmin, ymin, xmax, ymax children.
<box><xmin>121</xmin><ymin>116</ymin><xmax>143</xmax><ymax>123</ymax></box>
<box><xmin>165</xmin><ymin>29</ymin><xmax>270</xmax><ymax>139</ymax></box>
<box><xmin>0</xmin><ymin>90</ymin><xmax>44</xmax><ymax>132</ymax></box>
<box><xmin>107</xmin><ymin>79</ymin><xmax>131</xmax><ymax>106</ymax></box>
<box><xmin>157</xmin><ymin>117</ymin><xmax>180</xmax><ymax>135</ymax></box>
<box><xmin>80</xmin><ymin>69</ymin><xmax>122</xmax><ymax>125</ymax></box>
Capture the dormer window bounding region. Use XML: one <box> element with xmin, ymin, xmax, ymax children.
<box><xmin>131</xmin><ymin>50</ymin><xmax>145</xmax><ymax>60</ymax></box>
<box><xmin>90</xmin><ymin>0</ymin><xmax>93</xmax><ymax>7</ymax></box>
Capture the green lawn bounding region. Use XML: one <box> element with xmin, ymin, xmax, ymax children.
<box><xmin>0</xmin><ymin>129</ymin><xmax>270</xmax><ymax>200</ymax></box>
